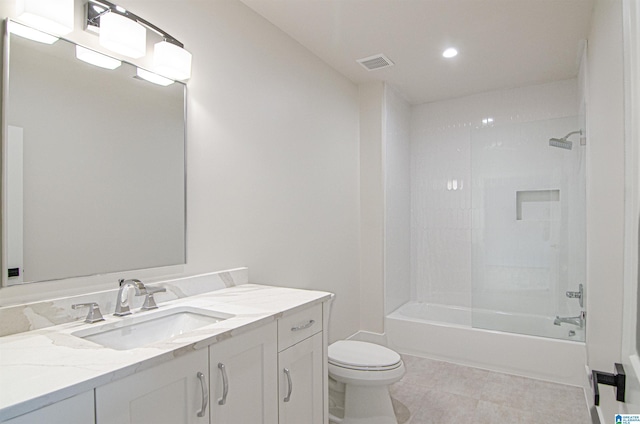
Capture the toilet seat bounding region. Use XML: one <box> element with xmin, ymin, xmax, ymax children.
<box><xmin>328</xmin><ymin>340</ymin><xmax>402</xmax><ymax>371</ymax></box>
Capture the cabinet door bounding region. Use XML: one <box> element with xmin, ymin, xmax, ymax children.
<box><xmin>96</xmin><ymin>349</ymin><xmax>209</xmax><ymax>424</ymax></box>
<box><xmin>278</xmin><ymin>332</ymin><xmax>323</xmax><ymax>424</ymax></box>
<box><xmin>3</xmin><ymin>391</ymin><xmax>95</xmax><ymax>424</ymax></box>
<box><xmin>209</xmin><ymin>322</ymin><xmax>278</xmax><ymax>424</ymax></box>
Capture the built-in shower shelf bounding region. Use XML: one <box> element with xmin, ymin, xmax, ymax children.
<box><xmin>516</xmin><ymin>189</ymin><xmax>560</xmax><ymax>221</ymax></box>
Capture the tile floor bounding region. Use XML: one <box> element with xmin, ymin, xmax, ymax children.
<box><xmin>390</xmin><ymin>354</ymin><xmax>593</xmax><ymax>424</ymax></box>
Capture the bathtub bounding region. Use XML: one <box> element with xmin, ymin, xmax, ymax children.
<box><xmin>386</xmin><ymin>301</ymin><xmax>587</xmax><ymax>386</ymax></box>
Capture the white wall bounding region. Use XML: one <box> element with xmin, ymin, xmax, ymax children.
<box><xmin>359</xmin><ymin>82</ymin><xmax>385</xmax><ymax>334</ymax></box>
<box><xmin>0</xmin><ymin>0</ymin><xmax>362</xmax><ymax>341</ymax></box>
<box><xmin>585</xmin><ymin>0</ymin><xmax>625</xmax><ymax>417</ymax></box>
<box><xmin>383</xmin><ymin>85</ymin><xmax>411</xmax><ymax>315</ymax></box>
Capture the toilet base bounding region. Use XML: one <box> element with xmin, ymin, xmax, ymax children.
<box><xmin>337</xmin><ymin>384</ymin><xmax>398</xmax><ymax>424</ymax></box>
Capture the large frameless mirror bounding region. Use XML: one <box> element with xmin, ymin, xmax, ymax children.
<box><xmin>2</xmin><ymin>20</ymin><xmax>186</xmax><ymax>286</ymax></box>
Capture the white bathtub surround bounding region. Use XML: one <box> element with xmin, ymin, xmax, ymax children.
<box><xmin>386</xmin><ymin>310</ymin><xmax>586</xmax><ymax>387</ymax></box>
<box><xmin>390</xmin><ymin>301</ymin><xmax>585</xmax><ymax>341</ymax></box>
<box><xmin>379</xmin><ymin>78</ymin><xmax>588</xmax><ymax>389</ymax></box>
<box><xmin>0</xmin><ymin>283</ymin><xmax>331</xmax><ymax>421</ymax></box>
<box><xmin>0</xmin><ymin>268</ymin><xmax>248</xmax><ymax>337</ymax></box>
<box><xmin>410</xmin><ymin>78</ymin><xmax>583</xmax><ymax>318</ymax></box>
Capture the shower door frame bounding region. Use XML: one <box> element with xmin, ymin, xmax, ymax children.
<box><xmin>618</xmin><ymin>0</ymin><xmax>640</xmax><ymax>415</ymax></box>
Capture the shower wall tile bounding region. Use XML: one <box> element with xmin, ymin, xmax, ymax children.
<box><xmin>410</xmin><ymin>78</ymin><xmax>580</xmax><ymax>312</ymax></box>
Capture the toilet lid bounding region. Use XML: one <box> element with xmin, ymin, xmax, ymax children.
<box><xmin>328</xmin><ymin>340</ymin><xmax>401</xmax><ymax>370</ymax></box>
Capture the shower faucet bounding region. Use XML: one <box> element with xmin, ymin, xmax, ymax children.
<box><xmin>565</xmin><ymin>283</ymin><xmax>583</xmax><ymax>307</ymax></box>
<box><xmin>554</xmin><ymin>311</ymin><xmax>586</xmax><ymax>329</ymax></box>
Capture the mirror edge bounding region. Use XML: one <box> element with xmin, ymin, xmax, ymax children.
<box><xmin>2</xmin><ymin>19</ymin><xmax>10</xmax><ymax>287</ymax></box>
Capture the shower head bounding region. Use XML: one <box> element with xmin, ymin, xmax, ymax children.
<box><xmin>549</xmin><ymin>130</ymin><xmax>582</xmax><ymax>150</ymax></box>
<box><xmin>549</xmin><ymin>138</ymin><xmax>573</xmax><ymax>150</ymax></box>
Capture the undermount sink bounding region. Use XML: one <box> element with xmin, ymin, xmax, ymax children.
<box><xmin>72</xmin><ymin>306</ymin><xmax>233</xmax><ymax>350</ymax></box>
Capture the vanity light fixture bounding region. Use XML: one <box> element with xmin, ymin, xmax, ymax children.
<box><xmin>99</xmin><ymin>11</ymin><xmax>146</xmax><ymax>59</ymax></box>
<box><xmin>86</xmin><ymin>0</ymin><xmax>192</xmax><ymax>80</ymax></box>
<box><xmin>136</xmin><ymin>68</ymin><xmax>174</xmax><ymax>86</ymax></box>
<box><xmin>7</xmin><ymin>20</ymin><xmax>59</xmax><ymax>44</ymax></box>
<box><xmin>15</xmin><ymin>0</ymin><xmax>74</xmax><ymax>36</ymax></box>
<box><xmin>153</xmin><ymin>41</ymin><xmax>192</xmax><ymax>81</ymax></box>
<box><xmin>76</xmin><ymin>45</ymin><xmax>122</xmax><ymax>70</ymax></box>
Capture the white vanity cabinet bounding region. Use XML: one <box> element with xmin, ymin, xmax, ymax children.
<box><xmin>277</xmin><ymin>305</ymin><xmax>324</xmax><ymax>424</ymax></box>
<box><xmin>2</xmin><ymin>391</ymin><xmax>95</xmax><ymax>424</ymax></box>
<box><xmin>92</xmin><ymin>308</ymin><xmax>325</xmax><ymax>424</ymax></box>
<box><xmin>95</xmin><ymin>348</ymin><xmax>209</xmax><ymax>424</ymax></box>
<box><xmin>0</xmin><ymin>288</ymin><xmax>331</xmax><ymax>424</ymax></box>
<box><xmin>209</xmin><ymin>322</ymin><xmax>278</xmax><ymax>424</ymax></box>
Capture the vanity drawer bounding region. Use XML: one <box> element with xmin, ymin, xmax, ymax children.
<box><xmin>278</xmin><ymin>304</ymin><xmax>322</xmax><ymax>351</ymax></box>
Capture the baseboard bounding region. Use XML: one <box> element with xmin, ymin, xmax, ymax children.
<box><xmin>346</xmin><ymin>331</ymin><xmax>388</xmax><ymax>345</ymax></box>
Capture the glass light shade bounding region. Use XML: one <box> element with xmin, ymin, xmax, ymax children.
<box><xmin>8</xmin><ymin>20</ymin><xmax>59</xmax><ymax>44</ymax></box>
<box><xmin>15</xmin><ymin>0</ymin><xmax>74</xmax><ymax>35</ymax></box>
<box><xmin>76</xmin><ymin>46</ymin><xmax>122</xmax><ymax>70</ymax></box>
<box><xmin>99</xmin><ymin>12</ymin><xmax>146</xmax><ymax>59</ymax></box>
<box><xmin>136</xmin><ymin>68</ymin><xmax>174</xmax><ymax>86</ymax></box>
<box><xmin>153</xmin><ymin>41</ymin><xmax>192</xmax><ymax>81</ymax></box>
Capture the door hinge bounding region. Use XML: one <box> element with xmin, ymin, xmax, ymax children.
<box><xmin>592</xmin><ymin>363</ymin><xmax>626</xmax><ymax>406</ymax></box>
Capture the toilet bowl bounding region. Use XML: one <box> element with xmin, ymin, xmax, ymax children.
<box><xmin>328</xmin><ymin>340</ymin><xmax>405</xmax><ymax>424</ymax></box>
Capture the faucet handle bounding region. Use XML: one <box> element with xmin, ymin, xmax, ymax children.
<box><xmin>565</xmin><ymin>283</ymin><xmax>584</xmax><ymax>307</ymax></box>
<box><xmin>141</xmin><ymin>287</ymin><xmax>167</xmax><ymax>311</ymax></box>
<box><xmin>72</xmin><ymin>302</ymin><xmax>105</xmax><ymax>323</ymax></box>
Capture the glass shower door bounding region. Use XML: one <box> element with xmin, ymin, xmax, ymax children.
<box><xmin>470</xmin><ymin>116</ymin><xmax>586</xmax><ymax>341</ymax></box>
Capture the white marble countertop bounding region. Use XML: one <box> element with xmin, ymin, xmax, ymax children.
<box><xmin>0</xmin><ymin>284</ymin><xmax>331</xmax><ymax>421</ymax></box>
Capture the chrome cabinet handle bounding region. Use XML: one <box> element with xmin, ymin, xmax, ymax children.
<box><xmin>218</xmin><ymin>363</ymin><xmax>229</xmax><ymax>405</ymax></box>
<box><xmin>291</xmin><ymin>319</ymin><xmax>315</xmax><ymax>332</ymax></box>
<box><xmin>196</xmin><ymin>372</ymin><xmax>208</xmax><ymax>418</ymax></box>
<box><xmin>283</xmin><ymin>368</ymin><xmax>293</xmax><ymax>403</ymax></box>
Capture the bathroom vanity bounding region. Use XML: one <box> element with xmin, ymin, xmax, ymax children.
<box><xmin>0</xmin><ymin>282</ymin><xmax>331</xmax><ymax>424</ymax></box>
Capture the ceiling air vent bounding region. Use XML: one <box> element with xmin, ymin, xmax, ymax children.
<box><xmin>357</xmin><ymin>54</ymin><xmax>394</xmax><ymax>71</ymax></box>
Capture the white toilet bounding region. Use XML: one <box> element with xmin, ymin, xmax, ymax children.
<box><xmin>328</xmin><ymin>340</ymin><xmax>405</xmax><ymax>424</ymax></box>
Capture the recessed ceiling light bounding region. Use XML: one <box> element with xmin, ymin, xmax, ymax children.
<box><xmin>442</xmin><ymin>48</ymin><xmax>458</xmax><ymax>58</ymax></box>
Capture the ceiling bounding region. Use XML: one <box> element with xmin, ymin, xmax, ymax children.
<box><xmin>239</xmin><ymin>0</ymin><xmax>594</xmax><ymax>105</ymax></box>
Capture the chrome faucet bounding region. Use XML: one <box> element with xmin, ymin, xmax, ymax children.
<box><xmin>114</xmin><ymin>278</ymin><xmax>147</xmax><ymax>317</ymax></box>
<box><xmin>554</xmin><ymin>311</ymin><xmax>586</xmax><ymax>328</ymax></box>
